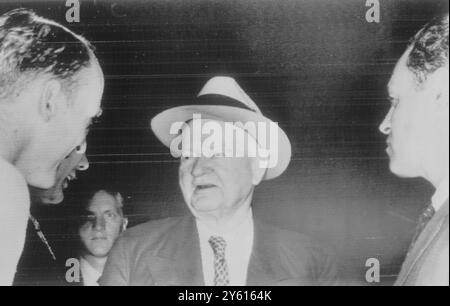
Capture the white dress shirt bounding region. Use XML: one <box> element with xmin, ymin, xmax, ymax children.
<box><xmin>196</xmin><ymin>208</ymin><xmax>254</xmax><ymax>286</ymax></box>
<box><xmin>432</xmin><ymin>176</ymin><xmax>449</xmax><ymax>212</ymax></box>
<box><xmin>80</xmin><ymin>257</ymin><xmax>101</xmax><ymax>286</ymax></box>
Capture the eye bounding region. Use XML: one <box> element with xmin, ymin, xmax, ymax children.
<box><xmin>388</xmin><ymin>97</ymin><xmax>399</xmax><ymax>109</ymax></box>
<box><xmin>75</xmin><ymin>142</ymin><xmax>87</xmax><ymax>154</ymax></box>
<box><xmin>105</xmin><ymin>212</ymin><xmax>117</xmax><ymax>220</ymax></box>
<box><xmin>181</xmin><ymin>155</ymin><xmax>191</xmax><ymax>162</ymax></box>
<box><xmin>82</xmin><ymin>214</ymin><xmax>95</xmax><ymax>224</ymax></box>
<box><xmin>93</xmin><ymin>117</ymin><xmax>102</xmax><ymax>125</ymax></box>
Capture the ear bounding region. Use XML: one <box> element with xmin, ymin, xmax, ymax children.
<box><xmin>39</xmin><ymin>79</ymin><xmax>63</xmax><ymax>122</ymax></box>
<box><xmin>251</xmin><ymin>157</ymin><xmax>267</xmax><ymax>186</ymax></box>
<box><xmin>121</xmin><ymin>218</ymin><xmax>129</xmax><ymax>232</ymax></box>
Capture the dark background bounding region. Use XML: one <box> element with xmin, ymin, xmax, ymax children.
<box><xmin>1</xmin><ymin>0</ymin><xmax>448</xmax><ymax>285</ymax></box>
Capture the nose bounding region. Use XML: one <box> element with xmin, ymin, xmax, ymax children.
<box><xmin>191</xmin><ymin>157</ymin><xmax>209</xmax><ymax>177</ymax></box>
<box><xmin>379</xmin><ymin>107</ymin><xmax>393</xmax><ymax>135</ymax></box>
<box><xmin>77</xmin><ymin>154</ymin><xmax>89</xmax><ymax>171</ymax></box>
<box><xmin>93</xmin><ymin>216</ymin><xmax>106</xmax><ymax>231</ymax></box>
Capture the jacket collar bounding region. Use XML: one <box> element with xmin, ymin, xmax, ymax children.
<box><xmin>396</xmin><ymin>200</ymin><xmax>449</xmax><ymax>285</ymax></box>
<box><xmin>154</xmin><ymin>215</ymin><xmax>291</xmax><ymax>286</ymax></box>
<box><xmin>156</xmin><ymin>216</ymin><xmax>205</xmax><ymax>286</ymax></box>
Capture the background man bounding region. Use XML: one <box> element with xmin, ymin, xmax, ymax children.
<box><xmin>379</xmin><ymin>15</ymin><xmax>449</xmax><ymax>286</ymax></box>
<box><xmin>0</xmin><ymin>9</ymin><xmax>104</xmax><ymax>285</ymax></box>
<box><xmin>77</xmin><ymin>190</ymin><xmax>128</xmax><ymax>286</ymax></box>
<box><xmin>100</xmin><ymin>76</ymin><xmax>337</xmax><ymax>286</ymax></box>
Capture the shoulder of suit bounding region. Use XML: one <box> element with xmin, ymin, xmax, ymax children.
<box><xmin>256</xmin><ymin>220</ymin><xmax>336</xmax><ymax>258</ymax></box>
<box><xmin>0</xmin><ymin>158</ymin><xmax>29</xmax><ymax>209</ymax></box>
<box><xmin>120</xmin><ymin>215</ymin><xmax>187</xmax><ymax>241</ymax></box>
<box><xmin>256</xmin><ymin>219</ymin><xmax>316</xmax><ymax>245</ymax></box>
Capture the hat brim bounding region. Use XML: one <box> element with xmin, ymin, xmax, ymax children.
<box><xmin>150</xmin><ymin>105</ymin><xmax>292</xmax><ymax>180</ymax></box>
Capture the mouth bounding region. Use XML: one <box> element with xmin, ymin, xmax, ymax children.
<box><xmin>63</xmin><ymin>172</ymin><xmax>78</xmax><ymax>189</ymax></box>
<box><xmin>194</xmin><ymin>184</ymin><xmax>217</xmax><ymax>192</ymax></box>
<box><xmin>91</xmin><ymin>237</ymin><xmax>107</xmax><ymax>241</ymax></box>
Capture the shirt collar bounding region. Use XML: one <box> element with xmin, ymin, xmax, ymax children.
<box><xmin>432</xmin><ymin>176</ymin><xmax>449</xmax><ymax>212</ymax></box>
<box><xmin>196</xmin><ymin>207</ymin><xmax>253</xmax><ymax>242</ymax></box>
<box><xmin>80</xmin><ymin>257</ymin><xmax>101</xmax><ymax>286</ymax></box>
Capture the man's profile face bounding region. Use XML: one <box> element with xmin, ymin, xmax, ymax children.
<box><xmin>178</xmin><ymin>120</ymin><xmax>258</xmax><ymax>220</ymax></box>
<box><xmin>379</xmin><ymin>48</ymin><xmax>448</xmax><ymax>178</ymax></box>
<box><xmin>79</xmin><ymin>191</ymin><xmax>126</xmax><ymax>258</ymax></box>
<box><xmin>18</xmin><ymin>60</ymin><xmax>104</xmax><ymax>189</ymax></box>
<box><xmin>30</xmin><ymin>144</ymin><xmax>89</xmax><ymax>205</ymax></box>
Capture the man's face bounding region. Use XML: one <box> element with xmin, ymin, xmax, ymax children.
<box><xmin>79</xmin><ymin>191</ymin><xmax>126</xmax><ymax>258</ymax></box>
<box><xmin>17</xmin><ymin>60</ymin><xmax>104</xmax><ymax>189</ymax></box>
<box><xmin>379</xmin><ymin>48</ymin><xmax>449</xmax><ymax>179</ymax></box>
<box><xmin>178</xmin><ymin>120</ymin><xmax>259</xmax><ymax>220</ymax></box>
<box><xmin>30</xmin><ymin>144</ymin><xmax>89</xmax><ymax>205</ymax></box>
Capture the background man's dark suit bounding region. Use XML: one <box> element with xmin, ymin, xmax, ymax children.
<box><xmin>100</xmin><ymin>214</ymin><xmax>338</xmax><ymax>286</ymax></box>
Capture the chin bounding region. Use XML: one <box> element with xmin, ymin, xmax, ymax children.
<box><xmin>35</xmin><ymin>184</ymin><xmax>65</xmax><ymax>205</ymax></box>
<box><xmin>389</xmin><ymin>159</ymin><xmax>418</xmax><ymax>179</ymax></box>
<box><xmin>89</xmin><ymin>247</ymin><xmax>111</xmax><ymax>258</ymax></box>
<box><xmin>41</xmin><ymin>193</ymin><xmax>64</xmax><ymax>205</ymax></box>
<box><xmin>191</xmin><ymin>198</ymin><xmax>221</xmax><ymax>213</ymax></box>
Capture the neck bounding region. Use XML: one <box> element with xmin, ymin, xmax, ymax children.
<box><xmin>425</xmin><ymin>153</ymin><xmax>449</xmax><ymax>189</ymax></box>
<box><xmin>197</xmin><ymin>193</ymin><xmax>253</xmax><ymax>234</ymax></box>
<box><xmin>82</xmin><ymin>254</ymin><xmax>107</xmax><ymax>274</ymax></box>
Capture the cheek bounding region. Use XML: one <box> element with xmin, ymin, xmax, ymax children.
<box><xmin>219</xmin><ymin>167</ymin><xmax>252</xmax><ymax>199</ymax></box>
<box><xmin>106</xmin><ymin>222</ymin><xmax>122</xmax><ymax>238</ymax></box>
<box><xmin>391</xmin><ymin>103</ymin><xmax>414</xmax><ymax>139</ymax></box>
<box><xmin>392</xmin><ymin>101</ymin><xmax>430</xmax><ymax>156</ymax></box>
<box><xmin>79</xmin><ymin>227</ymin><xmax>92</xmax><ymax>242</ymax></box>
<box><xmin>179</xmin><ymin>166</ymin><xmax>193</xmax><ymax>191</ymax></box>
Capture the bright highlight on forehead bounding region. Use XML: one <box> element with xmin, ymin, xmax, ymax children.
<box><xmin>389</xmin><ymin>47</ymin><xmax>417</xmax><ymax>97</ymax></box>
<box><xmin>88</xmin><ymin>191</ymin><xmax>121</xmax><ymax>213</ymax></box>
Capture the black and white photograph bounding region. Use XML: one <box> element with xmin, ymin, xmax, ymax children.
<box><xmin>0</xmin><ymin>0</ymin><xmax>448</xmax><ymax>290</ymax></box>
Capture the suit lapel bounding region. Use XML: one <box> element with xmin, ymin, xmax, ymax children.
<box><xmin>247</xmin><ymin>220</ymin><xmax>291</xmax><ymax>286</ymax></box>
<box><xmin>148</xmin><ymin>216</ymin><xmax>291</xmax><ymax>286</ymax></box>
<box><xmin>396</xmin><ymin>200</ymin><xmax>449</xmax><ymax>286</ymax></box>
<box><xmin>153</xmin><ymin>216</ymin><xmax>204</xmax><ymax>286</ymax></box>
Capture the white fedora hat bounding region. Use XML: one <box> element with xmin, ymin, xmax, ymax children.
<box><xmin>150</xmin><ymin>76</ymin><xmax>292</xmax><ymax>180</ymax></box>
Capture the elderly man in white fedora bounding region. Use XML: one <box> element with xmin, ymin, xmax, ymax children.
<box><xmin>100</xmin><ymin>76</ymin><xmax>338</xmax><ymax>286</ymax></box>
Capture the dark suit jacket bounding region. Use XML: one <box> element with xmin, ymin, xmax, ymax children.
<box><xmin>395</xmin><ymin>200</ymin><xmax>449</xmax><ymax>286</ymax></box>
<box><xmin>13</xmin><ymin>218</ymin><xmax>65</xmax><ymax>286</ymax></box>
<box><xmin>100</xmin><ymin>215</ymin><xmax>338</xmax><ymax>286</ymax></box>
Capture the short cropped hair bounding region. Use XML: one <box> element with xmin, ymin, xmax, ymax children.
<box><xmin>407</xmin><ymin>14</ymin><xmax>449</xmax><ymax>86</ymax></box>
<box><xmin>0</xmin><ymin>8</ymin><xmax>94</xmax><ymax>99</ymax></box>
<box><xmin>87</xmin><ymin>189</ymin><xmax>126</xmax><ymax>218</ymax></box>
